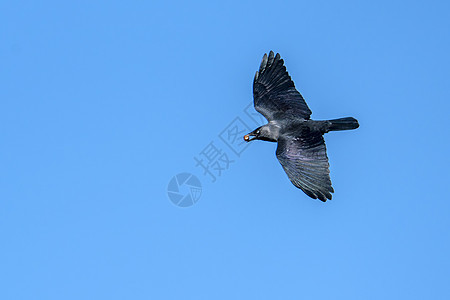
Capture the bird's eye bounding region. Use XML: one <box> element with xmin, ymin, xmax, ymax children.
<box><xmin>256</xmin><ymin>130</ymin><xmax>260</xmax><ymax>135</ymax></box>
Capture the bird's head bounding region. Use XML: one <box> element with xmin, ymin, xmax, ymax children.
<box><xmin>243</xmin><ymin>125</ymin><xmax>278</xmax><ymax>143</ymax></box>
<box><xmin>243</xmin><ymin>127</ymin><xmax>261</xmax><ymax>142</ymax></box>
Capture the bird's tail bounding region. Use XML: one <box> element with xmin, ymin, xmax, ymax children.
<box><xmin>328</xmin><ymin>117</ymin><xmax>359</xmax><ymax>131</ymax></box>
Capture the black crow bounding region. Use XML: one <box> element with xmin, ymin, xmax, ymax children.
<box><xmin>244</xmin><ymin>51</ymin><xmax>359</xmax><ymax>201</ymax></box>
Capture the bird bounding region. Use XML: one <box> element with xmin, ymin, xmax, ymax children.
<box><xmin>244</xmin><ymin>51</ymin><xmax>359</xmax><ymax>201</ymax></box>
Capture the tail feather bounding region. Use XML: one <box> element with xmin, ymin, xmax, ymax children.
<box><xmin>328</xmin><ymin>117</ymin><xmax>359</xmax><ymax>131</ymax></box>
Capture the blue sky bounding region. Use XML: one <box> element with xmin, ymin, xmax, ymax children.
<box><xmin>1</xmin><ymin>0</ymin><xmax>450</xmax><ymax>299</ymax></box>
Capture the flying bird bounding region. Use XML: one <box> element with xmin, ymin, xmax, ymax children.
<box><xmin>244</xmin><ymin>51</ymin><xmax>359</xmax><ymax>201</ymax></box>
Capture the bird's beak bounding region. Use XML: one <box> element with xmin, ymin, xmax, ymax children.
<box><xmin>243</xmin><ymin>133</ymin><xmax>257</xmax><ymax>142</ymax></box>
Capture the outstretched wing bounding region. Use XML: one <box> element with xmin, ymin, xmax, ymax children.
<box><xmin>276</xmin><ymin>130</ymin><xmax>334</xmax><ymax>201</ymax></box>
<box><xmin>253</xmin><ymin>51</ymin><xmax>312</xmax><ymax>122</ymax></box>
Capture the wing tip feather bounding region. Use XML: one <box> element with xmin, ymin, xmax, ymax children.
<box><xmin>260</xmin><ymin>53</ymin><xmax>268</xmax><ymax>72</ymax></box>
<box><xmin>254</xmin><ymin>70</ymin><xmax>259</xmax><ymax>82</ymax></box>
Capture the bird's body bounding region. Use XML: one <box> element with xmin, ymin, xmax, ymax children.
<box><xmin>244</xmin><ymin>51</ymin><xmax>359</xmax><ymax>201</ymax></box>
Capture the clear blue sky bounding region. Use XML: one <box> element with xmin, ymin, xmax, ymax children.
<box><xmin>1</xmin><ymin>0</ymin><xmax>450</xmax><ymax>299</ymax></box>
